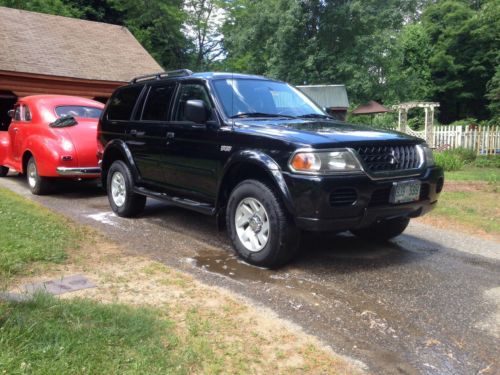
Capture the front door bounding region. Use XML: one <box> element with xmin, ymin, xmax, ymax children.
<box><xmin>163</xmin><ymin>82</ymin><xmax>221</xmax><ymax>203</ymax></box>
<box><xmin>8</xmin><ymin>105</ymin><xmax>23</xmax><ymax>162</ymax></box>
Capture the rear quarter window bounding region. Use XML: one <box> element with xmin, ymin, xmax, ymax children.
<box><xmin>107</xmin><ymin>86</ymin><xmax>143</xmax><ymax>121</ymax></box>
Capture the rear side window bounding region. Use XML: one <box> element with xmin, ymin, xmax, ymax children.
<box><xmin>23</xmin><ymin>105</ymin><xmax>32</xmax><ymax>121</ymax></box>
<box><xmin>107</xmin><ymin>86</ymin><xmax>143</xmax><ymax>121</ymax></box>
<box><xmin>141</xmin><ymin>83</ymin><xmax>176</xmax><ymax>121</ymax></box>
<box><xmin>14</xmin><ymin>106</ymin><xmax>21</xmax><ymax>121</ymax></box>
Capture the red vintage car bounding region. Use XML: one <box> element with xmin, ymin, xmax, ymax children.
<box><xmin>0</xmin><ymin>95</ymin><xmax>104</xmax><ymax>194</ymax></box>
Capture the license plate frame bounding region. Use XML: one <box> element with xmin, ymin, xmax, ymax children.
<box><xmin>389</xmin><ymin>180</ymin><xmax>421</xmax><ymax>204</ymax></box>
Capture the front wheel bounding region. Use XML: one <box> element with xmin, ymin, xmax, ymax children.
<box><xmin>226</xmin><ymin>179</ymin><xmax>300</xmax><ymax>268</ymax></box>
<box><xmin>26</xmin><ymin>157</ymin><xmax>51</xmax><ymax>195</ymax></box>
<box><xmin>107</xmin><ymin>160</ymin><xmax>146</xmax><ymax>217</ymax></box>
<box><xmin>0</xmin><ymin>166</ymin><xmax>8</xmax><ymax>177</ymax></box>
<box><xmin>350</xmin><ymin>217</ymin><xmax>410</xmax><ymax>241</ymax></box>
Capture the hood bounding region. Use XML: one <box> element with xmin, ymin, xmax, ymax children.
<box><xmin>233</xmin><ymin>118</ymin><xmax>421</xmax><ymax>147</ymax></box>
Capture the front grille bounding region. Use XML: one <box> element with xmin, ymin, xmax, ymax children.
<box><xmin>330</xmin><ymin>188</ymin><xmax>357</xmax><ymax>206</ymax></box>
<box><xmin>354</xmin><ymin>144</ymin><xmax>421</xmax><ymax>173</ymax></box>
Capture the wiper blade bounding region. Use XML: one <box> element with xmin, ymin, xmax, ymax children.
<box><xmin>230</xmin><ymin>112</ymin><xmax>296</xmax><ymax>119</ymax></box>
<box><xmin>299</xmin><ymin>113</ymin><xmax>333</xmax><ymax>119</ymax></box>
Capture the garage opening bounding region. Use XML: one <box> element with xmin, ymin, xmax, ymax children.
<box><xmin>0</xmin><ymin>90</ymin><xmax>17</xmax><ymax>131</ymax></box>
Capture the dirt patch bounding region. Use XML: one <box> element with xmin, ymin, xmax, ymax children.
<box><xmin>9</xmin><ymin>236</ymin><xmax>365</xmax><ymax>374</ymax></box>
<box><xmin>443</xmin><ymin>181</ymin><xmax>493</xmax><ymax>193</ymax></box>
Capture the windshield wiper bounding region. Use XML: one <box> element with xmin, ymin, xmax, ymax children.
<box><xmin>230</xmin><ymin>112</ymin><xmax>296</xmax><ymax>119</ymax></box>
<box><xmin>298</xmin><ymin>113</ymin><xmax>333</xmax><ymax>119</ymax></box>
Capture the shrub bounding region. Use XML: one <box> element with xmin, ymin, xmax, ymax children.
<box><xmin>435</xmin><ymin>151</ymin><xmax>464</xmax><ymax>171</ymax></box>
<box><xmin>473</xmin><ymin>155</ymin><xmax>500</xmax><ymax>168</ymax></box>
<box><xmin>450</xmin><ymin>147</ymin><xmax>477</xmax><ymax>164</ymax></box>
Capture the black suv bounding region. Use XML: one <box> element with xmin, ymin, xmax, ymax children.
<box><xmin>98</xmin><ymin>70</ymin><xmax>444</xmax><ymax>268</ymax></box>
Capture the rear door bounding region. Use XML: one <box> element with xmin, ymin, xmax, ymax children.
<box><xmin>131</xmin><ymin>82</ymin><xmax>177</xmax><ymax>186</ymax></box>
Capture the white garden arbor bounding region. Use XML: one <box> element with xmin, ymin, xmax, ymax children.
<box><xmin>392</xmin><ymin>102</ymin><xmax>440</xmax><ymax>147</ymax></box>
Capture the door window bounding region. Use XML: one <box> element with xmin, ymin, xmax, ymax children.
<box><xmin>14</xmin><ymin>106</ymin><xmax>21</xmax><ymax>121</ymax></box>
<box><xmin>107</xmin><ymin>85</ymin><xmax>143</xmax><ymax>121</ymax></box>
<box><xmin>174</xmin><ymin>83</ymin><xmax>212</xmax><ymax>121</ymax></box>
<box><xmin>141</xmin><ymin>84</ymin><xmax>176</xmax><ymax>121</ymax></box>
<box><xmin>23</xmin><ymin>105</ymin><xmax>32</xmax><ymax>121</ymax></box>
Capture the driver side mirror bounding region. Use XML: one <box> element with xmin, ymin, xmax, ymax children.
<box><xmin>185</xmin><ymin>99</ymin><xmax>208</xmax><ymax>124</ymax></box>
<box><xmin>7</xmin><ymin>110</ymin><xmax>14</xmax><ymax>118</ymax></box>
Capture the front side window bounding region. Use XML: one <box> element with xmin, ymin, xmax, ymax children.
<box><xmin>174</xmin><ymin>83</ymin><xmax>212</xmax><ymax>121</ymax></box>
<box><xmin>107</xmin><ymin>86</ymin><xmax>143</xmax><ymax>121</ymax></box>
<box><xmin>212</xmin><ymin>79</ymin><xmax>325</xmax><ymax>119</ymax></box>
<box><xmin>141</xmin><ymin>84</ymin><xmax>176</xmax><ymax>121</ymax></box>
<box><xmin>55</xmin><ymin>106</ymin><xmax>102</xmax><ymax>119</ymax></box>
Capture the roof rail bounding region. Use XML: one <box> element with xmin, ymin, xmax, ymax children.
<box><xmin>130</xmin><ymin>69</ymin><xmax>193</xmax><ymax>84</ymax></box>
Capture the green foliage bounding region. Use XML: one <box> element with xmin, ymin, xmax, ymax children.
<box><xmin>0</xmin><ymin>294</ymin><xmax>185</xmax><ymax>374</ymax></box>
<box><xmin>0</xmin><ymin>188</ymin><xmax>78</xmax><ymax>278</ymax></box>
<box><xmin>435</xmin><ymin>151</ymin><xmax>465</xmax><ymax>171</ymax></box>
<box><xmin>473</xmin><ymin>155</ymin><xmax>500</xmax><ymax>168</ymax></box>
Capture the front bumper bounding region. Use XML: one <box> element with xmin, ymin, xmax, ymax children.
<box><xmin>56</xmin><ymin>167</ymin><xmax>101</xmax><ymax>176</ymax></box>
<box><xmin>283</xmin><ymin>166</ymin><xmax>444</xmax><ymax>232</ymax></box>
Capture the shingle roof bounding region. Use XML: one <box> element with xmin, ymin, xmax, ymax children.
<box><xmin>352</xmin><ymin>100</ymin><xmax>390</xmax><ymax>115</ymax></box>
<box><xmin>0</xmin><ymin>6</ymin><xmax>163</xmax><ymax>82</ymax></box>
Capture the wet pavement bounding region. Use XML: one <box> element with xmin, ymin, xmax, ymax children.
<box><xmin>1</xmin><ymin>174</ymin><xmax>499</xmax><ymax>374</ymax></box>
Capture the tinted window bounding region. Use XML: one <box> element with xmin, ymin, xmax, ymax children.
<box><xmin>23</xmin><ymin>105</ymin><xmax>32</xmax><ymax>121</ymax></box>
<box><xmin>107</xmin><ymin>86</ymin><xmax>143</xmax><ymax>121</ymax></box>
<box><xmin>174</xmin><ymin>83</ymin><xmax>212</xmax><ymax>121</ymax></box>
<box><xmin>55</xmin><ymin>106</ymin><xmax>102</xmax><ymax>119</ymax></box>
<box><xmin>14</xmin><ymin>106</ymin><xmax>21</xmax><ymax>121</ymax></box>
<box><xmin>142</xmin><ymin>84</ymin><xmax>176</xmax><ymax>121</ymax></box>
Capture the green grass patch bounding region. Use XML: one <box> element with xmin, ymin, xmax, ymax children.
<box><xmin>432</xmin><ymin>190</ymin><xmax>499</xmax><ymax>234</ymax></box>
<box><xmin>0</xmin><ymin>293</ymin><xmax>201</xmax><ymax>374</ymax></box>
<box><xmin>445</xmin><ymin>166</ymin><xmax>499</xmax><ymax>182</ymax></box>
<box><xmin>0</xmin><ymin>187</ymin><xmax>80</xmax><ymax>279</ymax></box>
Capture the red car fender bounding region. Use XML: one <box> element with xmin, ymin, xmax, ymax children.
<box><xmin>21</xmin><ymin>135</ymin><xmax>69</xmax><ymax>176</ymax></box>
<box><xmin>0</xmin><ymin>131</ymin><xmax>11</xmax><ymax>167</ymax></box>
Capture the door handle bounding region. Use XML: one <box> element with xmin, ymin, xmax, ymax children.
<box><xmin>166</xmin><ymin>132</ymin><xmax>175</xmax><ymax>139</ymax></box>
<box><xmin>129</xmin><ymin>129</ymin><xmax>145</xmax><ymax>136</ymax></box>
<box><xmin>12</xmin><ymin>128</ymin><xmax>18</xmax><ymax>132</ymax></box>
<box><xmin>129</xmin><ymin>129</ymin><xmax>138</xmax><ymax>135</ymax></box>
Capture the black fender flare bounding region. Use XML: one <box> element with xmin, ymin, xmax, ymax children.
<box><xmin>216</xmin><ymin>150</ymin><xmax>295</xmax><ymax>215</ymax></box>
<box><xmin>101</xmin><ymin>139</ymin><xmax>140</xmax><ymax>186</ymax></box>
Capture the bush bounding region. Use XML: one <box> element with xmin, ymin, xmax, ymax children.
<box><xmin>435</xmin><ymin>152</ymin><xmax>464</xmax><ymax>171</ymax></box>
<box><xmin>473</xmin><ymin>155</ymin><xmax>500</xmax><ymax>168</ymax></box>
<box><xmin>434</xmin><ymin>147</ymin><xmax>477</xmax><ymax>171</ymax></box>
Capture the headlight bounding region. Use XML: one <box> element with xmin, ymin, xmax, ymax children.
<box><xmin>422</xmin><ymin>145</ymin><xmax>435</xmax><ymax>167</ymax></box>
<box><xmin>289</xmin><ymin>149</ymin><xmax>362</xmax><ymax>174</ymax></box>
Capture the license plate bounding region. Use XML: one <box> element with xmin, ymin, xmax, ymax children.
<box><xmin>389</xmin><ymin>180</ymin><xmax>421</xmax><ymax>204</ymax></box>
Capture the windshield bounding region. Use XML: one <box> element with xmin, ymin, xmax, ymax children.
<box><xmin>55</xmin><ymin>106</ymin><xmax>102</xmax><ymax>119</ymax></box>
<box><xmin>212</xmin><ymin>79</ymin><xmax>326</xmax><ymax>118</ymax></box>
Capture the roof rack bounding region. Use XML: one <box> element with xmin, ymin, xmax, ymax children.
<box><xmin>130</xmin><ymin>69</ymin><xmax>193</xmax><ymax>84</ymax></box>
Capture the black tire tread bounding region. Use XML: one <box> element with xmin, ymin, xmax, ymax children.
<box><xmin>27</xmin><ymin>157</ymin><xmax>51</xmax><ymax>195</ymax></box>
<box><xmin>0</xmin><ymin>166</ymin><xmax>8</xmax><ymax>177</ymax></box>
<box><xmin>107</xmin><ymin>160</ymin><xmax>146</xmax><ymax>217</ymax></box>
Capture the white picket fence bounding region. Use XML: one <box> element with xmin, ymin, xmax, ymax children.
<box><xmin>399</xmin><ymin>125</ymin><xmax>500</xmax><ymax>154</ymax></box>
<box><xmin>432</xmin><ymin>125</ymin><xmax>500</xmax><ymax>154</ymax></box>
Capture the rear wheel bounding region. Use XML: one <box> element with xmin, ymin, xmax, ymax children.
<box><xmin>350</xmin><ymin>217</ymin><xmax>410</xmax><ymax>241</ymax></box>
<box><xmin>226</xmin><ymin>179</ymin><xmax>300</xmax><ymax>268</ymax></box>
<box><xmin>0</xmin><ymin>166</ymin><xmax>8</xmax><ymax>177</ymax></box>
<box><xmin>107</xmin><ymin>160</ymin><xmax>146</xmax><ymax>217</ymax></box>
<box><xmin>26</xmin><ymin>157</ymin><xmax>51</xmax><ymax>195</ymax></box>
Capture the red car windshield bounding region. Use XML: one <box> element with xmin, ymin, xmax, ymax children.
<box><xmin>55</xmin><ymin>106</ymin><xmax>102</xmax><ymax>119</ymax></box>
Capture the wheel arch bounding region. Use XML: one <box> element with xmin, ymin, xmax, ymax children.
<box><xmin>216</xmin><ymin>150</ymin><xmax>295</xmax><ymax>216</ymax></box>
<box><xmin>101</xmin><ymin>140</ymin><xmax>139</xmax><ymax>188</ymax></box>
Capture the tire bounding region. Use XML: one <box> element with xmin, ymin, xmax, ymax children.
<box><xmin>107</xmin><ymin>160</ymin><xmax>146</xmax><ymax>217</ymax></box>
<box><xmin>226</xmin><ymin>179</ymin><xmax>300</xmax><ymax>268</ymax></box>
<box><xmin>26</xmin><ymin>157</ymin><xmax>51</xmax><ymax>195</ymax></box>
<box><xmin>350</xmin><ymin>217</ymin><xmax>410</xmax><ymax>241</ymax></box>
<box><xmin>0</xmin><ymin>166</ymin><xmax>8</xmax><ymax>177</ymax></box>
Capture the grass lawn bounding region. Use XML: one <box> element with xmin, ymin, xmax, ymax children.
<box><xmin>0</xmin><ymin>186</ymin><xmax>357</xmax><ymax>374</ymax></box>
<box><xmin>0</xmin><ymin>187</ymin><xmax>80</xmax><ymax>280</ymax></box>
<box><xmin>423</xmin><ymin>165</ymin><xmax>500</xmax><ymax>238</ymax></box>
